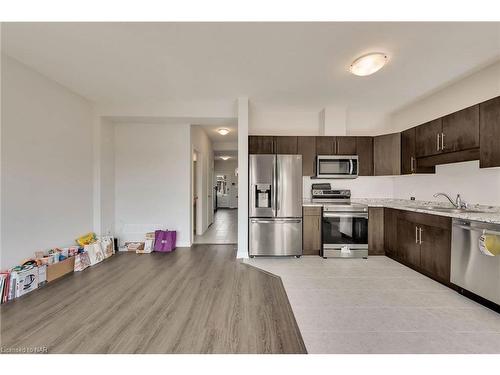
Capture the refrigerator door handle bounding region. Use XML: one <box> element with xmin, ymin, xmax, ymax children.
<box><xmin>275</xmin><ymin>156</ymin><xmax>280</xmax><ymax>215</ymax></box>
<box><xmin>250</xmin><ymin>219</ymin><xmax>302</xmax><ymax>224</ymax></box>
<box><xmin>271</xmin><ymin>156</ymin><xmax>277</xmax><ymax>217</ymax></box>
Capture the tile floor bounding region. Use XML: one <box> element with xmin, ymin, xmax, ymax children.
<box><xmin>194</xmin><ymin>208</ymin><xmax>237</xmax><ymax>244</ymax></box>
<box><xmin>245</xmin><ymin>255</ymin><xmax>500</xmax><ymax>353</ymax></box>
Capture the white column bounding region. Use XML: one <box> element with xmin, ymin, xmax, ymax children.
<box><xmin>237</xmin><ymin>97</ymin><xmax>249</xmax><ymax>258</ymax></box>
<box><xmin>319</xmin><ymin>105</ymin><xmax>348</xmax><ymax>136</ymax></box>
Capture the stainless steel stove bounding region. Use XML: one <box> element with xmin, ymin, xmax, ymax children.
<box><xmin>312</xmin><ymin>184</ymin><xmax>368</xmax><ymax>259</ymax></box>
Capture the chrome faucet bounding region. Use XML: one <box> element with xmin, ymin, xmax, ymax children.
<box><xmin>433</xmin><ymin>192</ymin><xmax>468</xmax><ymax>209</ymax></box>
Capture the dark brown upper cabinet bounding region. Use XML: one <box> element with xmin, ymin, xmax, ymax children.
<box><xmin>356</xmin><ymin>136</ymin><xmax>373</xmax><ymax>176</ymax></box>
<box><xmin>249</xmin><ymin>136</ymin><xmax>274</xmax><ymax>154</ymax></box>
<box><xmin>336</xmin><ymin>136</ymin><xmax>357</xmax><ymax>155</ymax></box>
<box><xmin>373</xmin><ymin>133</ymin><xmax>401</xmax><ymax>176</ymax></box>
<box><xmin>480</xmin><ymin>96</ymin><xmax>500</xmax><ymax>168</ymax></box>
<box><xmin>274</xmin><ymin>136</ymin><xmax>298</xmax><ymax>154</ymax></box>
<box><xmin>297</xmin><ymin>136</ymin><xmax>316</xmax><ymax>176</ymax></box>
<box><xmin>441</xmin><ymin>104</ymin><xmax>479</xmax><ymax>153</ymax></box>
<box><xmin>401</xmin><ymin>127</ymin><xmax>435</xmax><ymax>175</ymax></box>
<box><xmin>416</xmin><ymin>118</ymin><xmax>443</xmax><ymax>158</ymax></box>
<box><xmin>401</xmin><ymin>128</ymin><xmax>416</xmax><ymax>174</ymax></box>
<box><xmin>315</xmin><ymin>136</ymin><xmax>335</xmax><ymax>154</ymax></box>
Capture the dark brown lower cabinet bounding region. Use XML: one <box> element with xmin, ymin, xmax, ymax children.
<box><xmin>383</xmin><ymin>208</ymin><xmax>399</xmax><ymax>258</ymax></box>
<box><xmin>303</xmin><ymin>206</ymin><xmax>322</xmax><ymax>256</ymax></box>
<box><xmin>419</xmin><ymin>223</ymin><xmax>451</xmax><ymax>284</ymax></box>
<box><xmin>387</xmin><ymin>210</ymin><xmax>452</xmax><ymax>285</ymax></box>
<box><xmin>368</xmin><ymin>207</ymin><xmax>384</xmax><ymax>255</ymax></box>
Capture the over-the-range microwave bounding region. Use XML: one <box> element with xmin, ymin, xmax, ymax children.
<box><xmin>316</xmin><ymin>155</ymin><xmax>358</xmax><ymax>179</ymax></box>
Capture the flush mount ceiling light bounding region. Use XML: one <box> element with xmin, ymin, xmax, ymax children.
<box><xmin>217</xmin><ymin>128</ymin><xmax>230</xmax><ymax>136</ymax></box>
<box><xmin>220</xmin><ymin>156</ymin><xmax>230</xmax><ymax>160</ymax></box>
<box><xmin>349</xmin><ymin>52</ymin><xmax>388</xmax><ymax>76</ymax></box>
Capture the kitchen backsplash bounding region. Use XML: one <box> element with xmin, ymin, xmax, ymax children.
<box><xmin>303</xmin><ymin>160</ymin><xmax>500</xmax><ymax>206</ymax></box>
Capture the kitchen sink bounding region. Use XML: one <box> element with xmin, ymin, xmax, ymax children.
<box><xmin>415</xmin><ymin>205</ymin><xmax>486</xmax><ymax>214</ymax></box>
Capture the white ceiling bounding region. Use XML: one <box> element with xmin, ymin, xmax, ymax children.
<box><xmin>2</xmin><ymin>22</ymin><xmax>500</xmax><ymax>114</ymax></box>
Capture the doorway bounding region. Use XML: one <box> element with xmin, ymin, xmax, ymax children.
<box><xmin>191</xmin><ymin>124</ymin><xmax>238</xmax><ymax>245</ymax></box>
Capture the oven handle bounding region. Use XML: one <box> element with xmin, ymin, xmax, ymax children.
<box><xmin>349</xmin><ymin>159</ymin><xmax>353</xmax><ymax>175</ymax></box>
<box><xmin>323</xmin><ymin>212</ymin><xmax>368</xmax><ymax>219</ymax></box>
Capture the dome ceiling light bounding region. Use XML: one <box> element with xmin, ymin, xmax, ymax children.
<box><xmin>217</xmin><ymin>128</ymin><xmax>230</xmax><ymax>136</ymax></box>
<box><xmin>349</xmin><ymin>52</ymin><xmax>388</xmax><ymax>76</ymax></box>
<box><xmin>220</xmin><ymin>156</ymin><xmax>230</xmax><ymax>160</ymax></box>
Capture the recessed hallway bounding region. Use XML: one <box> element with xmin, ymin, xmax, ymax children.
<box><xmin>194</xmin><ymin>209</ymin><xmax>238</xmax><ymax>244</ymax></box>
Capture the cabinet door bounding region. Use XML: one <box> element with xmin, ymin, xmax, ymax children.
<box><xmin>480</xmin><ymin>96</ymin><xmax>500</xmax><ymax>168</ymax></box>
<box><xmin>297</xmin><ymin>136</ymin><xmax>316</xmax><ymax>176</ymax></box>
<box><xmin>316</xmin><ymin>136</ymin><xmax>335</xmax><ymax>155</ymax></box>
<box><xmin>442</xmin><ymin>104</ymin><xmax>479</xmax><ymax>153</ymax></box>
<box><xmin>336</xmin><ymin>136</ymin><xmax>357</xmax><ymax>155</ymax></box>
<box><xmin>249</xmin><ymin>136</ymin><xmax>274</xmax><ymax>154</ymax></box>
<box><xmin>275</xmin><ymin>136</ymin><xmax>298</xmax><ymax>154</ymax></box>
<box><xmin>368</xmin><ymin>207</ymin><xmax>384</xmax><ymax>255</ymax></box>
<box><xmin>397</xmin><ymin>218</ymin><xmax>420</xmax><ymax>267</ymax></box>
<box><xmin>401</xmin><ymin>128</ymin><xmax>416</xmax><ymax>175</ymax></box>
<box><xmin>303</xmin><ymin>207</ymin><xmax>322</xmax><ymax>256</ymax></box>
<box><xmin>374</xmin><ymin>133</ymin><xmax>401</xmax><ymax>176</ymax></box>
<box><xmin>356</xmin><ymin>137</ymin><xmax>373</xmax><ymax>176</ymax></box>
<box><xmin>416</xmin><ymin>119</ymin><xmax>442</xmax><ymax>157</ymax></box>
<box><xmin>419</xmin><ymin>224</ymin><xmax>451</xmax><ymax>284</ymax></box>
<box><xmin>384</xmin><ymin>208</ymin><xmax>398</xmax><ymax>258</ymax></box>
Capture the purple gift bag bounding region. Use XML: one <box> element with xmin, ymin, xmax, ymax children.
<box><xmin>154</xmin><ymin>230</ymin><xmax>177</xmax><ymax>252</ymax></box>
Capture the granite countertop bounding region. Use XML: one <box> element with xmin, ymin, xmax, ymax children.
<box><xmin>303</xmin><ymin>198</ymin><xmax>500</xmax><ymax>224</ymax></box>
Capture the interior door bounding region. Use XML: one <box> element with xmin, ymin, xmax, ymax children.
<box><xmin>276</xmin><ymin>155</ymin><xmax>302</xmax><ymax>218</ymax></box>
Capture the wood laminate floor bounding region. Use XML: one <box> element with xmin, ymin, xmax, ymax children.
<box><xmin>0</xmin><ymin>245</ymin><xmax>306</xmax><ymax>354</ymax></box>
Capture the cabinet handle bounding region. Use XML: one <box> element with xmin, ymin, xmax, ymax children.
<box><xmin>436</xmin><ymin>133</ymin><xmax>440</xmax><ymax>151</ymax></box>
<box><xmin>441</xmin><ymin>132</ymin><xmax>445</xmax><ymax>150</ymax></box>
<box><xmin>419</xmin><ymin>227</ymin><xmax>423</xmax><ymax>244</ymax></box>
<box><xmin>410</xmin><ymin>156</ymin><xmax>415</xmax><ymax>173</ymax></box>
<box><xmin>415</xmin><ymin>226</ymin><xmax>419</xmax><ymax>244</ymax></box>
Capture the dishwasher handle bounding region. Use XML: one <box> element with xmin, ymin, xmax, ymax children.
<box><xmin>454</xmin><ymin>224</ymin><xmax>500</xmax><ymax>236</ymax></box>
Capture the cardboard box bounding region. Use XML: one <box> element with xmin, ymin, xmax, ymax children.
<box><xmin>46</xmin><ymin>257</ymin><xmax>75</xmax><ymax>282</ymax></box>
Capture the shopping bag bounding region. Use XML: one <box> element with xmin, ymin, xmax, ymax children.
<box><xmin>153</xmin><ymin>230</ymin><xmax>177</xmax><ymax>252</ymax></box>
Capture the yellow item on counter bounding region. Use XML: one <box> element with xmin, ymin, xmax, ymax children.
<box><xmin>76</xmin><ymin>232</ymin><xmax>97</xmax><ymax>246</ymax></box>
<box><xmin>479</xmin><ymin>234</ymin><xmax>500</xmax><ymax>256</ymax></box>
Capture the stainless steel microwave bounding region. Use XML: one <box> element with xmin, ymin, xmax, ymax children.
<box><xmin>316</xmin><ymin>155</ymin><xmax>358</xmax><ymax>179</ymax></box>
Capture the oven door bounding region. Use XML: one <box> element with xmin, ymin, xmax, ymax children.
<box><xmin>322</xmin><ymin>211</ymin><xmax>368</xmax><ymax>258</ymax></box>
<box><xmin>316</xmin><ymin>156</ymin><xmax>358</xmax><ymax>179</ymax></box>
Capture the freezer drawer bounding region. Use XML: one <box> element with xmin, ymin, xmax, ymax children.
<box><xmin>249</xmin><ymin>218</ymin><xmax>303</xmax><ymax>256</ymax></box>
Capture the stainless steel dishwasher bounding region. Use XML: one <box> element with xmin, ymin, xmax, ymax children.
<box><xmin>451</xmin><ymin>218</ymin><xmax>500</xmax><ymax>306</ymax></box>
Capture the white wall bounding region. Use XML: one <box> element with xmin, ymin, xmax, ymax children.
<box><xmin>191</xmin><ymin>125</ymin><xmax>214</xmax><ymax>235</ymax></box>
<box><xmin>99</xmin><ymin>118</ymin><xmax>115</xmax><ymax>235</ymax></box>
<box><xmin>391</xmin><ymin>61</ymin><xmax>500</xmax><ymax>133</ymax></box>
<box><xmin>1</xmin><ymin>55</ymin><xmax>94</xmax><ymax>269</ymax></box>
<box><xmin>393</xmin><ymin>160</ymin><xmax>500</xmax><ymax>206</ymax></box>
<box><xmin>249</xmin><ymin>107</ymin><xmax>321</xmax><ymax>135</ymax></box>
<box><xmin>303</xmin><ymin>176</ymin><xmax>394</xmax><ymax>200</ymax></box>
<box><xmin>114</xmin><ymin>123</ymin><xmax>191</xmax><ymax>247</ymax></box>
<box><xmin>215</xmin><ymin>159</ymin><xmax>238</xmax><ymax>208</ymax></box>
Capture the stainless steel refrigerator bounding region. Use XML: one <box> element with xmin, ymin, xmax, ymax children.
<box><xmin>249</xmin><ymin>154</ymin><xmax>303</xmax><ymax>257</ymax></box>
